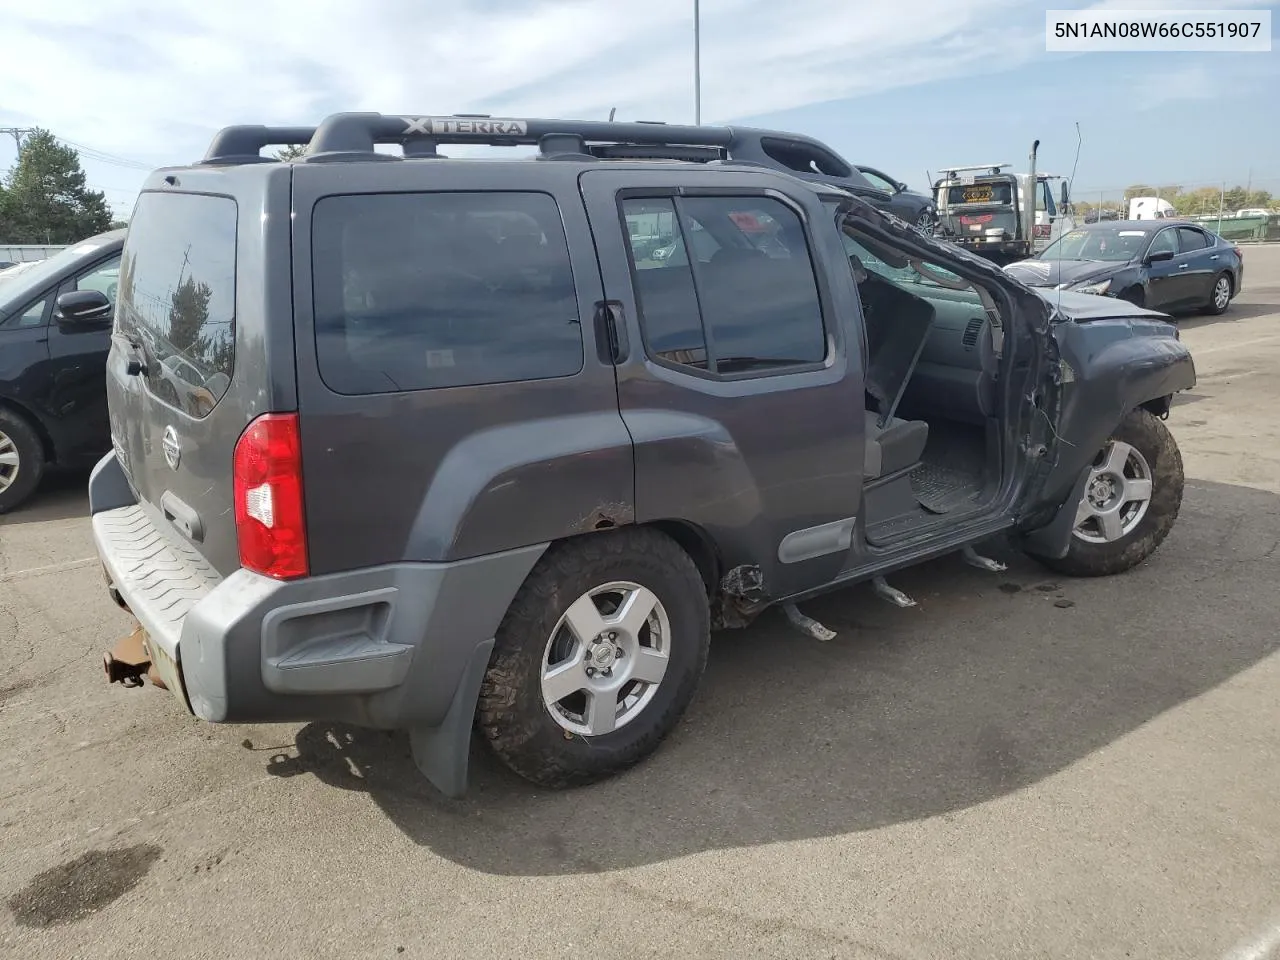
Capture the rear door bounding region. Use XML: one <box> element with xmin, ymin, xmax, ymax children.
<box><xmin>579</xmin><ymin>167</ymin><xmax>866</xmax><ymax>598</ymax></box>
<box><xmin>1175</xmin><ymin>226</ymin><xmax>1218</xmax><ymax>305</ymax></box>
<box><xmin>108</xmin><ymin>177</ymin><xmax>278</xmax><ymax>575</ymax></box>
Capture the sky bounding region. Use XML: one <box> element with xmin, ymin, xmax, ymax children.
<box><xmin>1</xmin><ymin>0</ymin><xmax>1276</xmax><ymax>218</ymax></box>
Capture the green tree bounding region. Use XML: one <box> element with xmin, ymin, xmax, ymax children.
<box><xmin>274</xmin><ymin>144</ymin><xmax>307</xmax><ymax>161</ymax></box>
<box><xmin>0</xmin><ymin>129</ymin><xmax>112</xmax><ymax>243</ymax></box>
<box><xmin>168</xmin><ymin>274</ymin><xmax>212</xmax><ymax>353</ymax></box>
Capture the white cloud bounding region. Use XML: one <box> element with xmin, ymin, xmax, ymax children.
<box><xmin>0</xmin><ymin>0</ymin><xmax>1038</xmax><ymax>202</ymax></box>
<box><xmin>0</xmin><ymin>0</ymin><xmax>1271</xmax><ymax>214</ymax></box>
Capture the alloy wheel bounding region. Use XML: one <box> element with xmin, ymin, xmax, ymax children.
<box><xmin>0</xmin><ymin>429</ymin><xmax>20</xmax><ymax>494</ymax></box>
<box><xmin>1072</xmin><ymin>440</ymin><xmax>1154</xmax><ymax>543</ymax></box>
<box><xmin>540</xmin><ymin>580</ymin><xmax>672</xmax><ymax>737</ymax></box>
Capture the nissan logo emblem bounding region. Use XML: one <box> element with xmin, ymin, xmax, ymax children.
<box><xmin>162</xmin><ymin>426</ymin><xmax>181</xmax><ymax>471</ymax></box>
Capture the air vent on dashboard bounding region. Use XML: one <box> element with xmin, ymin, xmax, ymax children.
<box><xmin>962</xmin><ymin>317</ymin><xmax>983</xmax><ymax>348</ymax></box>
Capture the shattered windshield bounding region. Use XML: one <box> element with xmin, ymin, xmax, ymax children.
<box><xmin>1038</xmin><ymin>227</ymin><xmax>1148</xmax><ymax>262</ymax></box>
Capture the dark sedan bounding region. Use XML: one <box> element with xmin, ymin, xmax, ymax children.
<box><xmin>0</xmin><ymin>228</ymin><xmax>124</xmax><ymax>512</ymax></box>
<box><xmin>854</xmin><ymin>165</ymin><xmax>938</xmax><ymax>231</ymax></box>
<box><xmin>1003</xmin><ymin>220</ymin><xmax>1243</xmax><ymax>316</ymax></box>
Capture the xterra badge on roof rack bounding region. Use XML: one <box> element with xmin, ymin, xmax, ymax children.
<box><xmin>400</xmin><ymin>117</ymin><xmax>529</xmax><ymax>136</ymax></box>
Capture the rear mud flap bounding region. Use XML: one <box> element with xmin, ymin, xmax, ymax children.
<box><xmin>409</xmin><ymin>636</ymin><xmax>495</xmax><ymax>799</ymax></box>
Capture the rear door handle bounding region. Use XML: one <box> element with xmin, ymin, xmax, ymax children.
<box><xmin>1178</xmin><ymin>263</ymin><xmax>1189</xmax><ymax>270</ymax></box>
<box><xmin>1209</xmin><ymin>254</ymin><xmax>1220</xmax><ymax>260</ymax></box>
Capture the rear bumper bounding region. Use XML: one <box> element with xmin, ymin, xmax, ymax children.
<box><xmin>88</xmin><ymin>452</ymin><xmax>546</xmax><ymax>733</ymax></box>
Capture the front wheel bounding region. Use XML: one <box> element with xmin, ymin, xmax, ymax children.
<box><xmin>915</xmin><ymin>209</ymin><xmax>938</xmax><ymax>234</ymax></box>
<box><xmin>1034</xmin><ymin>408</ymin><xmax>1184</xmax><ymax>578</ymax></box>
<box><xmin>477</xmin><ymin>527</ymin><xmax>710</xmax><ymax>788</ymax></box>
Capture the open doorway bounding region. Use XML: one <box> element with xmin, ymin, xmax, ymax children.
<box><xmin>840</xmin><ymin>221</ymin><xmax>1010</xmax><ymax>546</ymax></box>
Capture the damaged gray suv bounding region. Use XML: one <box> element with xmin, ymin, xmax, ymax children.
<box><xmin>89</xmin><ymin>113</ymin><xmax>1196</xmax><ymax>797</ymax></box>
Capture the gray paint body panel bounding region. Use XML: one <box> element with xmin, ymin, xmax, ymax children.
<box><xmin>287</xmin><ymin>161</ymin><xmax>632</xmax><ymax>573</ymax></box>
<box><xmin>579</xmin><ymin>166</ymin><xmax>869</xmax><ymax>600</ymax></box>
<box><xmin>88</xmin><ymin>131</ymin><xmax>1198</xmax><ymax>798</ymax></box>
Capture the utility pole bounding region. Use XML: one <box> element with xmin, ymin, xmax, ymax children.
<box><xmin>0</xmin><ymin>127</ymin><xmax>37</xmax><ymax>155</ymax></box>
<box><xmin>694</xmin><ymin>0</ymin><xmax>702</xmax><ymax>125</ymax></box>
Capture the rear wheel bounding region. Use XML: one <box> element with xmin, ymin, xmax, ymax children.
<box><xmin>915</xmin><ymin>209</ymin><xmax>938</xmax><ymax>234</ymax></box>
<box><xmin>478</xmin><ymin>527</ymin><xmax>710</xmax><ymax>788</ymax></box>
<box><xmin>0</xmin><ymin>408</ymin><xmax>46</xmax><ymax>514</ymax></box>
<box><xmin>1204</xmin><ymin>271</ymin><xmax>1232</xmax><ymax>315</ymax></box>
<box><xmin>1034</xmin><ymin>408</ymin><xmax>1183</xmax><ymax>578</ymax></box>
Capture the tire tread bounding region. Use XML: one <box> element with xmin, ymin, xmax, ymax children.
<box><xmin>477</xmin><ymin>527</ymin><xmax>710</xmax><ymax>789</ymax></box>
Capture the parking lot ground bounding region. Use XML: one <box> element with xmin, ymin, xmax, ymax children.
<box><xmin>2</xmin><ymin>247</ymin><xmax>1279</xmax><ymax>960</ymax></box>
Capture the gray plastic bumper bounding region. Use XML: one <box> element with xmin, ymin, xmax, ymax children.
<box><xmin>89</xmin><ymin>454</ymin><xmax>547</xmax><ymax>796</ymax></box>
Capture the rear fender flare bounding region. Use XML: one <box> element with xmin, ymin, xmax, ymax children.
<box><xmin>406</xmin><ymin>412</ymin><xmax>636</xmax><ymax>562</ymax></box>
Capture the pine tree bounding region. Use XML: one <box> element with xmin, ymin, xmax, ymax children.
<box><xmin>0</xmin><ymin>129</ymin><xmax>113</xmax><ymax>243</ymax></box>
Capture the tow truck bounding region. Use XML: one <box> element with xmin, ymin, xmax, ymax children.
<box><xmin>933</xmin><ymin>140</ymin><xmax>1076</xmax><ymax>264</ymax></box>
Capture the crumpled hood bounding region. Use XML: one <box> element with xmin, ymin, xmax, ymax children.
<box><xmin>1004</xmin><ymin>258</ymin><xmax>1123</xmax><ymax>288</ymax></box>
<box><xmin>1033</xmin><ymin>288</ymin><xmax>1167</xmax><ymax>322</ymax></box>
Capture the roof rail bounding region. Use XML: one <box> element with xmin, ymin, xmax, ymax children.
<box><xmin>201</xmin><ymin>112</ymin><xmax>738</xmax><ymax>165</ymax></box>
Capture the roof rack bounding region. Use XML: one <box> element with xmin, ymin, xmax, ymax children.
<box><xmin>937</xmin><ymin>163</ymin><xmax>1013</xmax><ymax>178</ymax></box>
<box><xmin>201</xmin><ymin>112</ymin><xmax>738</xmax><ymax>166</ymax></box>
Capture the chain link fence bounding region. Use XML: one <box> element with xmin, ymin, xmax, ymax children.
<box><xmin>1070</xmin><ymin>176</ymin><xmax>1280</xmax><ymax>242</ymax></box>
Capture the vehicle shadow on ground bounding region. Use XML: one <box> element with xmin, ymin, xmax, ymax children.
<box><xmin>270</xmin><ymin>477</ymin><xmax>1280</xmax><ymax>876</ymax></box>
<box><xmin>0</xmin><ymin>470</ymin><xmax>90</xmax><ymax>526</ymax></box>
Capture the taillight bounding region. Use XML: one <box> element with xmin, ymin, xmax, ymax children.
<box><xmin>1233</xmin><ymin>245</ymin><xmax>1242</xmax><ymax>259</ymax></box>
<box><xmin>233</xmin><ymin>413</ymin><xmax>308</xmax><ymax>579</ymax></box>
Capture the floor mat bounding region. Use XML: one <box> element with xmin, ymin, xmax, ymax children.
<box><xmin>910</xmin><ymin>462</ymin><xmax>984</xmax><ymax>514</ymax></box>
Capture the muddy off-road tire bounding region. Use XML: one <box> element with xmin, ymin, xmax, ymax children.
<box><xmin>0</xmin><ymin>408</ymin><xmax>46</xmax><ymax>515</ymax></box>
<box><xmin>1035</xmin><ymin>408</ymin><xmax>1184</xmax><ymax>578</ymax></box>
<box><xmin>478</xmin><ymin>527</ymin><xmax>710</xmax><ymax>789</ymax></box>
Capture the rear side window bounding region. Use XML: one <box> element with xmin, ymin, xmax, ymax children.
<box><xmin>1177</xmin><ymin>227</ymin><xmax>1208</xmax><ymax>251</ymax></box>
<box><xmin>118</xmin><ymin>192</ymin><xmax>238</xmax><ymax>415</ymax></box>
<box><xmin>311</xmin><ymin>191</ymin><xmax>583</xmax><ymax>395</ymax></box>
<box><xmin>621</xmin><ymin>195</ymin><xmax>827</xmax><ymax>375</ymax></box>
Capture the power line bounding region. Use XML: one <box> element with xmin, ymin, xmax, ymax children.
<box><xmin>54</xmin><ymin>136</ymin><xmax>152</xmax><ymax>171</ymax></box>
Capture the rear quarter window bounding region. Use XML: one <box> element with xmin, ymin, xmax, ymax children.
<box><xmin>310</xmin><ymin>191</ymin><xmax>583</xmax><ymax>395</ymax></box>
<box><xmin>117</xmin><ymin>192</ymin><xmax>238</xmax><ymax>417</ymax></box>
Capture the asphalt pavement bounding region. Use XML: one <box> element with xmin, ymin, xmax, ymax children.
<box><xmin>2</xmin><ymin>247</ymin><xmax>1279</xmax><ymax>960</ymax></box>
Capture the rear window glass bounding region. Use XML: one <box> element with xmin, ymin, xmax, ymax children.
<box><xmin>118</xmin><ymin>192</ymin><xmax>237</xmax><ymax>417</ymax></box>
<box><xmin>946</xmin><ymin>182</ymin><xmax>1014</xmax><ymax>205</ymax></box>
<box><xmin>311</xmin><ymin>191</ymin><xmax>583</xmax><ymax>395</ymax></box>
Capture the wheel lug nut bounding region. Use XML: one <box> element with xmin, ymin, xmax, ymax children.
<box><xmin>608</xmin><ymin>632</ymin><xmax>617</xmax><ymax>640</ymax></box>
<box><xmin>602</xmin><ymin>668</ymin><xmax>611</xmax><ymax>677</ymax></box>
<box><xmin>586</xmin><ymin>667</ymin><xmax>595</xmax><ymax>677</ymax></box>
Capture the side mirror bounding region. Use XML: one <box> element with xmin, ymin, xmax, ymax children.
<box><xmin>894</xmin><ymin>181</ymin><xmax>908</xmax><ymax>193</ymax></box>
<box><xmin>1145</xmin><ymin>248</ymin><xmax>1176</xmax><ymax>264</ymax></box>
<box><xmin>55</xmin><ymin>290</ymin><xmax>113</xmax><ymax>327</ymax></box>
<box><xmin>1060</xmin><ymin>182</ymin><xmax>1070</xmax><ymax>208</ymax></box>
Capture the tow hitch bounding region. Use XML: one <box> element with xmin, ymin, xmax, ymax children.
<box><xmin>103</xmin><ymin>624</ymin><xmax>167</xmax><ymax>690</ymax></box>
